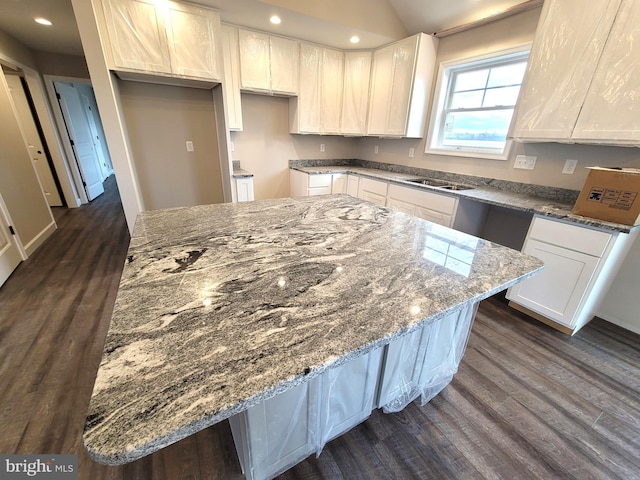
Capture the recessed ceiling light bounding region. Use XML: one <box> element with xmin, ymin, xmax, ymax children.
<box><xmin>270</xmin><ymin>15</ymin><xmax>281</xmax><ymax>25</ymax></box>
<box><xmin>34</xmin><ymin>17</ymin><xmax>53</xmax><ymax>26</ymax></box>
<box><xmin>350</xmin><ymin>36</ymin><xmax>360</xmax><ymax>44</ymax></box>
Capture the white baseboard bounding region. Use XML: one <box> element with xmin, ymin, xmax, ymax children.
<box><xmin>596</xmin><ymin>311</ymin><xmax>640</xmax><ymax>336</ymax></box>
<box><xmin>24</xmin><ymin>220</ymin><xmax>57</xmax><ymax>257</ymax></box>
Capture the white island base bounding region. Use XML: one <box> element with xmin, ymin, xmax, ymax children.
<box><xmin>228</xmin><ymin>303</ymin><xmax>477</xmax><ymax>480</ymax></box>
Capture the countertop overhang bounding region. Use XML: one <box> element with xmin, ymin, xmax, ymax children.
<box><xmin>83</xmin><ymin>195</ymin><xmax>543</xmax><ymax>465</ymax></box>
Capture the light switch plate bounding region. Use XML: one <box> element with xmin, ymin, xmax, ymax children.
<box><xmin>514</xmin><ymin>155</ymin><xmax>537</xmax><ymax>170</ymax></box>
<box><xmin>409</xmin><ymin>147</ymin><xmax>415</xmax><ymax>158</ymax></box>
<box><xmin>320</xmin><ymin>143</ymin><xmax>325</xmax><ymax>152</ymax></box>
<box><xmin>374</xmin><ymin>145</ymin><xmax>379</xmax><ymax>154</ymax></box>
<box><xmin>186</xmin><ymin>141</ymin><xmax>194</xmax><ymax>152</ymax></box>
<box><xmin>563</xmin><ymin>159</ymin><xmax>578</xmax><ymax>174</ymax></box>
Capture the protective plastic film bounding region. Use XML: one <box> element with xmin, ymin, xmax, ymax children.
<box><xmin>380</xmin><ymin>303</ymin><xmax>477</xmax><ymax>414</ymax></box>
<box><xmin>512</xmin><ymin>0</ymin><xmax>621</xmax><ymax>139</ymax></box>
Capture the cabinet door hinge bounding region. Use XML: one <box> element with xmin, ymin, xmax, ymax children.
<box><xmin>9</xmin><ymin>226</ymin><xmax>15</xmax><ymax>235</ymax></box>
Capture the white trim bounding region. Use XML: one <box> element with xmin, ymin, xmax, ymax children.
<box><xmin>425</xmin><ymin>43</ymin><xmax>531</xmax><ymax>161</ymax></box>
<box><xmin>23</xmin><ymin>220</ymin><xmax>57</xmax><ymax>257</ymax></box>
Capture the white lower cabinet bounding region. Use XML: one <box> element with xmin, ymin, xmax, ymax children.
<box><xmin>229</xmin><ymin>347</ymin><xmax>383</xmax><ymax>480</ymax></box>
<box><xmin>234</xmin><ymin>177</ymin><xmax>254</xmax><ymax>202</ymax></box>
<box><xmin>386</xmin><ymin>184</ymin><xmax>457</xmax><ymax>228</ymax></box>
<box><xmin>357</xmin><ymin>177</ymin><xmax>388</xmax><ymax>206</ymax></box>
<box><xmin>506</xmin><ymin>215</ymin><xmax>638</xmax><ymax>334</ymax></box>
<box><xmin>290</xmin><ymin>170</ymin><xmax>345</xmax><ymax>197</ymax></box>
<box><xmin>331</xmin><ymin>174</ymin><xmax>347</xmax><ymax>194</ymax></box>
<box><xmin>346</xmin><ymin>174</ymin><xmax>359</xmax><ymax>197</ymax></box>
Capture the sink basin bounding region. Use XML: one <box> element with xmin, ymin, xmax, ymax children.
<box><xmin>406</xmin><ymin>178</ymin><xmax>474</xmax><ymax>191</ymax></box>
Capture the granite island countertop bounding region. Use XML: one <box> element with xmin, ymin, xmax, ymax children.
<box><xmin>83</xmin><ymin>195</ymin><xmax>543</xmax><ymax>465</ymax></box>
<box><xmin>290</xmin><ymin>164</ymin><xmax>640</xmax><ymax>234</ymax></box>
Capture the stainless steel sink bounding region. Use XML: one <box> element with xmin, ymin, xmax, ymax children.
<box><xmin>406</xmin><ymin>178</ymin><xmax>474</xmax><ymax>190</ymax></box>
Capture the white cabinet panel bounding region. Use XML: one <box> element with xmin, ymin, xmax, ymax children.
<box><xmin>572</xmin><ymin>0</ymin><xmax>640</xmax><ymax>142</ymax></box>
<box><xmin>341</xmin><ymin>51</ymin><xmax>372</xmax><ymax>135</ymax></box>
<box><xmin>220</xmin><ymin>25</ymin><xmax>243</xmax><ymax>131</ymax></box>
<box><xmin>331</xmin><ymin>174</ymin><xmax>347</xmax><ymax>194</ymax></box>
<box><xmin>367</xmin><ymin>33</ymin><xmax>437</xmax><ymax>138</ymax></box>
<box><xmin>290</xmin><ymin>44</ymin><xmax>343</xmax><ymax>134</ymax></box>
<box><xmin>357</xmin><ymin>177</ymin><xmax>388</xmax><ymax>206</ymax></box>
<box><xmin>508</xmin><ymin>239</ymin><xmax>600</xmax><ymax>327</ymax></box>
<box><xmin>386</xmin><ymin>184</ymin><xmax>457</xmax><ymax>228</ymax></box>
<box><xmin>234</xmin><ymin>177</ymin><xmax>254</xmax><ymax>202</ymax></box>
<box><xmin>238</xmin><ymin>30</ymin><xmax>271</xmax><ymax>92</ymax></box>
<box><xmin>270</xmin><ymin>36</ymin><xmax>299</xmax><ymax>95</ymax></box>
<box><xmin>346</xmin><ymin>175</ymin><xmax>359</xmax><ymax>197</ymax></box>
<box><xmin>527</xmin><ymin>216</ymin><xmax>611</xmax><ymax>257</ymax></box>
<box><xmin>164</xmin><ymin>2</ymin><xmax>220</xmax><ymax>80</ymax></box>
<box><xmin>102</xmin><ymin>0</ymin><xmax>172</xmax><ymax>74</ymax></box>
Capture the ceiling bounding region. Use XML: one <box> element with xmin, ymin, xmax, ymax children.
<box><xmin>0</xmin><ymin>0</ymin><xmax>535</xmax><ymax>57</ymax></box>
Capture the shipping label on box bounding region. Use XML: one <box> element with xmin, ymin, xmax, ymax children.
<box><xmin>572</xmin><ymin>167</ymin><xmax>640</xmax><ymax>225</ymax></box>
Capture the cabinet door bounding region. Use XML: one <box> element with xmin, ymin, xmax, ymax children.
<box><xmin>386</xmin><ymin>36</ymin><xmax>418</xmax><ymax>137</ymax></box>
<box><xmin>572</xmin><ymin>0</ymin><xmax>640</xmax><ymax>142</ymax></box>
<box><xmin>346</xmin><ymin>175</ymin><xmax>359</xmax><ymax>197</ymax></box>
<box><xmin>367</xmin><ymin>44</ymin><xmax>394</xmax><ymax>136</ymax></box>
<box><xmin>357</xmin><ymin>178</ymin><xmax>388</xmax><ymax>206</ymax></box>
<box><xmin>377</xmin><ymin>327</ymin><xmax>428</xmax><ymax>409</ymax></box>
<box><xmin>164</xmin><ymin>2</ymin><xmax>220</xmax><ymax>80</ymax></box>
<box><xmin>220</xmin><ymin>25</ymin><xmax>243</xmax><ymax>130</ymax></box>
<box><xmin>320</xmin><ymin>48</ymin><xmax>344</xmax><ymax>134</ymax></box>
<box><xmin>319</xmin><ymin>348</ymin><xmax>383</xmax><ymax>445</ymax></box>
<box><xmin>511</xmin><ymin>0</ymin><xmax>620</xmax><ymax>140</ymax></box>
<box><xmin>270</xmin><ymin>36</ymin><xmax>299</xmax><ymax>95</ymax></box>
<box><xmin>297</xmin><ymin>44</ymin><xmax>322</xmax><ymax>133</ymax></box>
<box><xmin>414</xmin><ymin>206</ymin><xmax>453</xmax><ymax>227</ymax></box>
<box><xmin>102</xmin><ymin>0</ymin><xmax>171</xmax><ymax>74</ymax></box>
<box><xmin>507</xmin><ymin>239</ymin><xmax>600</xmax><ymax>327</ymax></box>
<box><xmin>235</xmin><ymin>177</ymin><xmax>254</xmax><ymax>202</ymax></box>
<box><xmin>341</xmin><ymin>51</ymin><xmax>372</xmax><ymax>135</ymax></box>
<box><xmin>290</xmin><ymin>169</ymin><xmax>309</xmax><ymax>197</ymax></box>
<box><xmin>238</xmin><ymin>30</ymin><xmax>271</xmax><ymax>92</ymax></box>
<box><xmin>331</xmin><ymin>174</ymin><xmax>347</xmax><ymax>194</ymax></box>
<box><xmin>241</xmin><ymin>380</ymin><xmax>319</xmax><ymax>480</ymax></box>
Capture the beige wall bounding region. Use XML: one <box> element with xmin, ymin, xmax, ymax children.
<box><xmin>118</xmin><ymin>80</ymin><xmax>224</xmax><ymax>210</ymax></box>
<box><xmin>0</xmin><ymin>71</ymin><xmax>53</xmax><ymax>248</ymax></box>
<box><xmin>34</xmin><ymin>51</ymin><xmax>89</xmax><ymax>79</ymax></box>
<box><xmin>0</xmin><ymin>30</ymin><xmax>37</xmax><ymax>69</ymax></box>
<box><xmin>231</xmin><ymin>94</ymin><xmax>357</xmax><ymax>199</ymax></box>
<box><xmin>353</xmin><ymin>7</ymin><xmax>640</xmax><ymax>190</ymax></box>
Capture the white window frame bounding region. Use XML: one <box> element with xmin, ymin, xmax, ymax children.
<box><xmin>425</xmin><ymin>44</ymin><xmax>531</xmax><ymax>161</ymax></box>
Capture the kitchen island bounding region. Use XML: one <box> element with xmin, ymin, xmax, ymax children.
<box><xmin>83</xmin><ymin>195</ymin><xmax>543</xmax><ymax>477</ymax></box>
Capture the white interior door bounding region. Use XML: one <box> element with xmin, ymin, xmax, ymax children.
<box><xmin>5</xmin><ymin>74</ymin><xmax>63</xmax><ymax>207</ymax></box>
<box><xmin>55</xmin><ymin>82</ymin><xmax>104</xmax><ymax>201</ymax></box>
<box><xmin>0</xmin><ymin>192</ymin><xmax>23</xmax><ymax>287</ymax></box>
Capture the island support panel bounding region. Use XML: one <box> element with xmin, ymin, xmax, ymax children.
<box><xmin>228</xmin><ymin>303</ymin><xmax>477</xmax><ymax>480</ymax></box>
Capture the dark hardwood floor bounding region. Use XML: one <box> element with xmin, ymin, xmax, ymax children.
<box><xmin>1</xmin><ymin>177</ymin><xmax>639</xmax><ymax>479</ymax></box>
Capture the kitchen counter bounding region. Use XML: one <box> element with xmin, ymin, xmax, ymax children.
<box><xmin>83</xmin><ymin>195</ymin><xmax>543</xmax><ymax>465</ymax></box>
<box><xmin>291</xmin><ymin>164</ymin><xmax>639</xmax><ymax>234</ymax></box>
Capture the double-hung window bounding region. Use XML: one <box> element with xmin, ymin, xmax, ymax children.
<box><xmin>426</xmin><ymin>46</ymin><xmax>530</xmax><ymax>160</ymax></box>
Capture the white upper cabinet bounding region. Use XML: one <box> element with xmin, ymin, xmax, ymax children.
<box><xmin>341</xmin><ymin>51</ymin><xmax>372</xmax><ymax>136</ymax></box>
<box><xmin>164</xmin><ymin>2</ymin><xmax>221</xmax><ymax>80</ymax></box>
<box><xmin>290</xmin><ymin>44</ymin><xmax>344</xmax><ymax>134</ymax></box>
<box><xmin>101</xmin><ymin>0</ymin><xmax>221</xmax><ymax>81</ymax></box>
<box><xmin>102</xmin><ymin>0</ymin><xmax>172</xmax><ymax>74</ymax></box>
<box><xmin>367</xmin><ymin>33</ymin><xmax>438</xmax><ymax>138</ymax></box>
<box><xmin>511</xmin><ymin>0</ymin><xmax>640</xmax><ymax>145</ymax></box>
<box><xmin>220</xmin><ymin>25</ymin><xmax>243</xmax><ymax>131</ymax></box>
<box><xmin>238</xmin><ymin>29</ymin><xmax>299</xmax><ymax>96</ymax></box>
<box><xmin>572</xmin><ymin>0</ymin><xmax>640</xmax><ymax>142</ymax></box>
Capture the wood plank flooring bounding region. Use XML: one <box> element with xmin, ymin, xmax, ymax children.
<box><xmin>1</xmin><ymin>177</ymin><xmax>639</xmax><ymax>479</ymax></box>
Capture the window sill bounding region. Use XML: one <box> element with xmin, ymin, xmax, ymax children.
<box><xmin>425</xmin><ymin>145</ymin><xmax>510</xmax><ymax>161</ymax></box>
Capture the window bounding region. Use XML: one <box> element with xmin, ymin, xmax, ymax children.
<box><xmin>426</xmin><ymin>46</ymin><xmax>530</xmax><ymax>160</ymax></box>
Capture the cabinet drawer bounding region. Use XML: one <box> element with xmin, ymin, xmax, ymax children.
<box><xmin>387</xmin><ymin>184</ymin><xmax>457</xmax><ymax>215</ymax></box>
<box><xmin>308</xmin><ymin>174</ymin><xmax>332</xmax><ymax>188</ymax></box>
<box><xmin>528</xmin><ymin>216</ymin><xmax>611</xmax><ymax>257</ymax></box>
<box><xmin>359</xmin><ymin>177</ymin><xmax>388</xmax><ymax>196</ymax></box>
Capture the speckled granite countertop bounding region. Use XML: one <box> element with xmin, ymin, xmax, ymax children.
<box><xmin>290</xmin><ymin>163</ymin><xmax>639</xmax><ymax>234</ymax></box>
<box><xmin>83</xmin><ymin>195</ymin><xmax>543</xmax><ymax>465</ymax></box>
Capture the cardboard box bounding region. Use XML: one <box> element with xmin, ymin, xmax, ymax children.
<box><xmin>572</xmin><ymin>167</ymin><xmax>640</xmax><ymax>225</ymax></box>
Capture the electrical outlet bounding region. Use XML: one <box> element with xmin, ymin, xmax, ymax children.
<box><xmin>320</xmin><ymin>143</ymin><xmax>325</xmax><ymax>152</ymax></box>
<box><xmin>186</xmin><ymin>141</ymin><xmax>194</xmax><ymax>152</ymax></box>
<box><xmin>409</xmin><ymin>147</ymin><xmax>415</xmax><ymax>158</ymax></box>
<box><xmin>563</xmin><ymin>159</ymin><xmax>578</xmax><ymax>174</ymax></box>
<box><xmin>374</xmin><ymin>145</ymin><xmax>379</xmax><ymax>154</ymax></box>
<box><xmin>514</xmin><ymin>155</ymin><xmax>537</xmax><ymax>170</ymax></box>
<box><xmin>230</xmin><ymin>141</ymin><xmax>235</xmax><ymax>152</ymax></box>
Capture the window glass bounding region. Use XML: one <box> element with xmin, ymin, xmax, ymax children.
<box><xmin>426</xmin><ymin>48</ymin><xmax>530</xmax><ymax>159</ymax></box>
